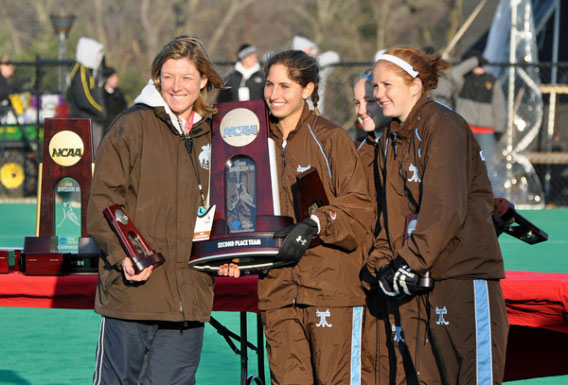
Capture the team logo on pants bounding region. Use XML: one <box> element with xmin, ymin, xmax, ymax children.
<box><xmin>315</xmin><ymin>309</ymin><xmax>332</xmax><ymax>327</ymax></box>
<box><xmin>391</xmin><ymin>324</ymin><xmax>405</xmax><ymax>342</ymax></box>
<box><xmin>435</xmin><ymin>306</ymin><xmax>450</xmax><ymax>325</ymax></box>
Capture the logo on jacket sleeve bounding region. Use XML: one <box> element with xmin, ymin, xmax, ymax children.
<box><xmin>407</xmin><ymin>163</ymin><xmax>421</xmax><ymax>183</ymax></box>
<box><xmin>297</xmin><ymin>164</ymin><xmax>311</xmax><ymax>173</ymax></box>
<box><xmin>199</xmin><ymin>144</ymin><xmax>210</xmax><ymax>170</ymax></box>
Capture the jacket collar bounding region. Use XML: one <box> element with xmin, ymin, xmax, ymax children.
<box><xmin>389</xmin><ymin>95</ymin><xmax>432</xmax><ymax>138</ymax></box>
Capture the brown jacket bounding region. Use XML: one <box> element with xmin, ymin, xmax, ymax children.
<box><xmin>87</xmin><ymin>104</ymin><xmax>214</xmax><ymax>322</ymax></box>
<box><xmin>356</xmin><ymin>130</ymin><xmax>386</xmax><ymax>237</ymax></box>
<box><xmin>258</xmin><ymin>104</ymin><xmax>374</xmax><ymax>310</ymax></box>
<box><xmin>369</xmin><ymin>96</ymin><xmax>505</xmax><ymax>280</ymax></box>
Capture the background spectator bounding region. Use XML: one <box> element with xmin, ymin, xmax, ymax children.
<box><xmin>102</xmin><ymin>66</ymin><xmax>127</xmax><ymax>136</ymax></box>
<box><xmin>217</xmin><ymin>43</ymin><xmax>265</xmax><ymax>103</ymax></box>
<box><xmin>66</xmin><ymin>37</ymin><xmax>106</xmax><ymax>151</ymax></box>
<box><xmin>452</xmin><ymin>49</ymin><xmax>506</xmax><ymax>183</ymax></box>
<box><xmin>0</xmin><ymin>55</ymin><xmax>30</xmax><ymax>121</ymax></box>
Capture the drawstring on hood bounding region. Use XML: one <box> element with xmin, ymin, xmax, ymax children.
<box><xmin>134</xmin><ymin>79</ymin><xmax>203</xmax><ymax>136</ymax></box>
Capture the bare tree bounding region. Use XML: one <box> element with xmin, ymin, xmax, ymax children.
<box><xmin>1</xmin><ymin>0</ymin><xmax>458</xmax><ymax>123</ymax></box>
<box><xmin>369</xmin><ymin>0</ymin><xmax>397</xmax><ymax>51</ymax></box>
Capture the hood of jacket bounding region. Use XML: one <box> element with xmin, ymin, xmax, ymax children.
<box><xmin>75</xmin><ymin>37</ymin><xmax>104</xmax><ymax>70</ymax></box>
<box><xmin>234</xmin><ymin>61</ymin><xmax>261</xmax><ymax>81</ymax></box>
<box><xmin>134</xmin><ymin>79</ymin><xmax>203</xmax><ymax>136</ymax></box>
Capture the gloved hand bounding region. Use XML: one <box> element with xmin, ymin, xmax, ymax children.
<box><xmin>274</xmin><ymin>218</ymin><xmax>318</xmax><ymax>264</ymax></box>
<box><xmin>376</xmin><ymin>256</ymin><xmax>419</xmax><ymax>298</ymax></box>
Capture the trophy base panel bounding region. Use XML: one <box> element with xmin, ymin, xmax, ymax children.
<box><xmin>132</xmin><ymin>253</ymin><xmax>165</xmax><ymax>274</ymax></box>
<box><xmin>190</xmin><ymin>254</ymin><xmax>292</xmax><ymax>275</ymax></box>
<box><xmin>23</xmin><ymin>253</ymin><xmax>66</xmax><ymax>275</ymax></box>
<box><xmin>23</xmin><ymin>236</ymin><xmax>59</xmax><ymax>253</ymax></box>
<box><xmin>189</xmin><ymin>232</ymin><xmax>291</xmax><ymax>274</ymax></box>
<box><xmin>22</xmin><ymin>253</ymin><xmax>100</xmax><ymax>275</ymax></box>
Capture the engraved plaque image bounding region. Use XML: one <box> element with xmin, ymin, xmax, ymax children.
<box><xmin>226</xmin><ymin>156</ymin><xmax>257</xmax><ymax>233</ymax></box>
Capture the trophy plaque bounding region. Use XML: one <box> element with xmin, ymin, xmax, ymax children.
<box><xmin>189</xmin><ymin>100</ymin><xmax>293</xmax><ymax>273</ymax></box>
<box><xmin>23</xmin><ymin>118</ymin><xmax>100</xmax><ymax>275</ymax></box>
<box><xmin>103</xmin><ymin>204</ymin><xmax>165</xmax><ymax>273</ymax></box>
<box><xmin>295</xmin><ymin>167</ymin><xmax>328</xmax><ymax>247</ymax></box>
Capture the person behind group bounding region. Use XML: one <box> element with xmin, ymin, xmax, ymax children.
<box><xmin>364</xmin><ymin>46</ymin><xmax>508</xmax><ymax>384</ymax></box>
<box><xmin>352</xmin><ymin>67</ymin><xmax>390</xmax><ymax>142</ymax></box>
<box><xmin>352</xmin><ymin>67</ymin><xmax>391</xmax><ymax>385</ymax></box>
<box><xmin>101</xmin><ymin>66</ymin><xmax>127</xmax><ymax>136</ymax></box>
<box><xmin>66</xmin><ymin>37</ymin><xmax>106</xmax><ymax>151</ymax></box>
<box><xmin>258</xmin><ymin>49</ymin><xmax>374</xmax><ymax>384</ymax></box>
<box><xmin>217</xmin><ymin>43</ymin><xmax>265</xmax><ymax>103</ymax></box>
<box><xmin>452</xmin><ymin>49</ymin><xmax>506</xmax><ymax>182</ymax></box>
<box><xmin>292</xmin><ymin>35</ymin><xmax>340</xmax><ymax>115</ymax></box>
<box><xmin>87</xmin><ymin>35</ymin><xmax>226</xmax><ymax>385</ymax></box>
<box><xmin>352</xmin><ymin>66</ymin><xmax>391</xmax><ymax>236</ymax></box>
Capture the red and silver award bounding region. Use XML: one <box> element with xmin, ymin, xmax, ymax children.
<box><xmin>188</xmin><ymin>100</ymin><xmax>292</xmax><ymax>273</ymax></box>
<box><xmin>103</xmin><ymin>204</ymin><xmax>165</xmax><ymax>273</ymax></box>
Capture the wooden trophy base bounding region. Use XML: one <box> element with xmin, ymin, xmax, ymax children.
<box><xmin>0</xmin><ymin>250</ymin><xmax>21</xmax><ymax>274</ymax></box>
<box><xmin>132</xmin><ymin>252</ymin><xmax>165</xmax><ymax>274</ymax></box>
<box><xmin>189</xmin><ymin>215</ymin><xmax>293</xmax><ymax>274</ymax></box>
<box><xmin>22</xmin><ymin>236</ymin><xmax>100</xmax><ymax>275</ymax></box>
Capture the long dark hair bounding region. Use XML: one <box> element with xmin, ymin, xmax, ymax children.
<box><xmin>264</xmin><ymin>50</ymin><xmax>320</xmax><ymax>110</ymax></box>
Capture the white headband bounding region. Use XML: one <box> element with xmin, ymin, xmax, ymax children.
<box><xmin>377</xmin><ymin>54</ymin><xmax>419</xmax><ymax>78</ymax></box>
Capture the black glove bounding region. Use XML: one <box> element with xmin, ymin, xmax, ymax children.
<box><xmin>376</xmin><ymin>256</ymin><xmax>419</xmax><ymax>298</ymax></box>
<box><xmin>492</xmin><ymin>212</ymin><xmax>508</xmax><ymax>237</ymax></box>
<box><xmin>274</xmin><ymin>218</ymin><xmax>318</xmax><ymax>264</ymax></box>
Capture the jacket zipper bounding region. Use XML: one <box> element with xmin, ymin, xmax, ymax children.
<box><xmin>280</xmin><ymin>139</ymin><xmax>299</xmax><ymax>305</ymax></box>
<box><xmin>392</xmin><ymin>133</ymin><xmax>398</xmax><ymax>159</ymax></box>
<box><xmin>280</xmin><ymin>140</ymin><xmax>289</xmax><ymax>215</ymax></box>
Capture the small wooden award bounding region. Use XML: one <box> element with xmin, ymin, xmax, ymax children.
<box><xmin>295</xmin><ymin>167</ymin><xmax>329</xmax><ymax>247</ymax></box>
<box><xmin>103</xmin><ymin>204</ymin><xmax>165</xmax><ymax>273</ymax></box>
<box><xmin>493</xmin><ymin>197</ymin><xmax>548</xmax><ymax>245</ymax></box>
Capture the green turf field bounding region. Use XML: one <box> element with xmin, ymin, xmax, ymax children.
<box><xmin>0</xmin><ymin>203</ymin><xmax>566</xmax><ymax>384</ymax></box>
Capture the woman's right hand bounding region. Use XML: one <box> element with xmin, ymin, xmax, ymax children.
<box><xmin>122</xmin><ymin>257</ymin><xmax>153</xmax><ymax>283</ymax></box>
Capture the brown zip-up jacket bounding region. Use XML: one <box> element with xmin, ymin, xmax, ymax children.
<box><xmin>356</xmin><ymin>130</ymin><xmax>387</xmax><ymax>238</ymax></box>
<box><xmin>87</xmin><ymin>104</ymin><xmax>214</xmax><ymax>322</ymax></box>
<box><xmin>258</xmin><ymin>104</ymin><xmax>374</xmax><ymax>311</ymax></box>
<box><xmin>369</xmin><ymin>96</ymin><xmax>505</xmax><ymax>280</ymax></box>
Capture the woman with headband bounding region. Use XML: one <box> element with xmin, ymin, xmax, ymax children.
<box><xmin>362</xmin><ymin>47</ymin><xmax>508</xmax><ymax>384</ymax></box>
